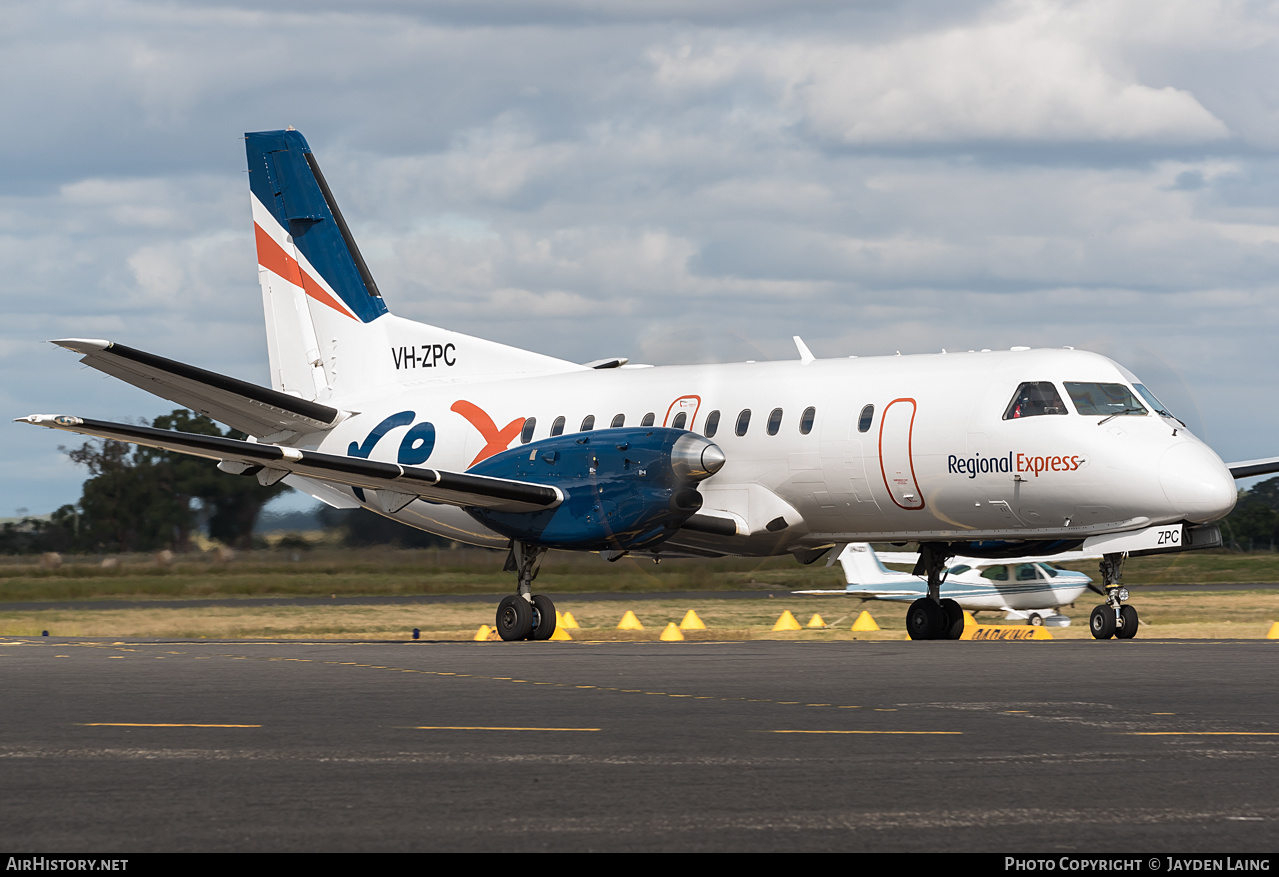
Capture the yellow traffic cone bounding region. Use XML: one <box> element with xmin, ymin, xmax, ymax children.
<box><xmin>1267</xmin><ymin>622</ymin><xmax>1279</xmax><ymax>639</ymax></box>
<box><xmin>850</xmin><ymin>610</ymin><xmax>879</xmax><ymax>631</ymax></box>
<box><xmin>772</xmin><ymin>610</ymin><xmax>802</xmax><ymax>631</ymax></box>
<box><xmin>679</xmin><ymin>610</ymin><xmax>707</xmax><ymax>630</ymax></box>
<box><xmin>474</xmin><ymin>624</ymin><xmax>493</xmax><ymax>641</ymax></box>
<box><xmin>807</xmin><ymin>613</ymin><xmax>826</xmax><ymax>628</ymax></box>
<box><xmin>550</xmin><ymin>625</ymin><xmax>572</xmax><ymax>641</ymax></box>
<box><xmin>660</xmin><ymin>623</ymin><xmax>685</xmax><ymax>641</ymax></box>
<box><xmin>617</xmin><ymin>610</ymin><xmax>644</xmax><ymax>630</ymax></box>
<box><xmin>561</xmin><ymin>611</ymin><xmax>580</xmax><ymax>629</ymax></box>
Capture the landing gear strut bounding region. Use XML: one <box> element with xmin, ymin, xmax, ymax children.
<box><xmin>1090</xmin><ymin>552</ymin><xmax>1139</xmax><ymax>640</ymax></box>
<box><xmin>495</xmin><ymin>541</ymin><xmax>558</xmax><ymax>642</ymax></box>
<box><xmin>907</xmin><ymin>542</ymin><xmax>964</xmax><ymax>640</ymax></box>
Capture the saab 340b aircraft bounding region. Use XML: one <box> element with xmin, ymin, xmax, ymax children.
<box><xmin>18</xmin><ymin>129</ymin><xmax>1275</xmax><ymax>642</ymax></box>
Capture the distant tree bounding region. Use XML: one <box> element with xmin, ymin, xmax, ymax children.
<box><xmin>1222</xmin><ymin>476</ymin><xmax>1279</xmax><ymax>551</ymax></box>
<box><xmin>317</xmin><ymin>506</ymin><xmax>453</xmax><ymax>549</ymax></box>
<box><xmin>59</xmin><ymin>410</ymin><xmax>288</xmax><ymax>553</ymax></box>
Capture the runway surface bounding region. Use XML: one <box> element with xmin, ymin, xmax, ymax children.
<box><xmin>1</xmin><ymin>637</ymin><xmax>1277</xmax><ymax>852</ymax></box>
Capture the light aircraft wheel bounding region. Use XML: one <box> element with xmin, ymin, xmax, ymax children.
<box><xmin>1089</xmin><ymin>605</ymin><xmax>1116</xmax><ymax>640</ymax></box>
<box><xmin>496</xmin><ymin>595</ymin><xmax>534</xmax><ymax>641</ymax></box>
<box><xmin>907</xmin><ymin>598</ymin><xmax>944</xmax><ymax>640</ymax></box>
<box><xmin>530</xmin><ymin>594</ymin><xmax>557</xmax><ymax>641</ymax></box>
<box><xmin>1028</xmin><ymin>613</ymin><xmax>1043</xmax><ymax>627</ymax></box>
<box><xmin>939</xmin><ymin>599</ymin><xmax>965</xmax><ymax>640</ymax></box>
<box><xmin>1116</xmin><ymin>605</ymin><xmax>1139</xmax><ymax>640</ymax></box>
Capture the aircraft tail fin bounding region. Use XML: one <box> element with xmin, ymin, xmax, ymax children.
<box><xmin>245</xmin><ymin>129</ymin><xmax>582</xmax><ymax>402</ymax></box>
<box><xmin>837</xmin><ymin>543</ymin><xmax>909</xmax><ymax>586</ymax></box>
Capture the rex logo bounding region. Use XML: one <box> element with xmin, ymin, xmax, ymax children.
<box><xmin>346</xmin><ymin>411</ymin><xmax>436</xmax><ymax>501</ymax></box>
<box><xmin>450</xmin><ymin>401</ymin><xmax>526</xmax><ymax>467</ymax></box>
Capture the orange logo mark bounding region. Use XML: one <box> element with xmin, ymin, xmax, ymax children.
<box><xmin>451</xmin><ymin>400</ymin><xmax>525</xmax><ymax>467</ymax></box>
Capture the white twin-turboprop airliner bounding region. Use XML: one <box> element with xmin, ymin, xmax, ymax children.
<box><xmin>18</xmin><ymin>129</ymin><xmax>1274</xmax><ymax>641</ymax></box>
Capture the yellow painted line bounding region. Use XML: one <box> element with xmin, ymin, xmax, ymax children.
<box><xmin>81</xmin><ymin>723</ymin><xmax>262</xmax><ymax>728</ymax></box>
<box><xmin>770</xmin><ymin>730</ymin><xmax>962</xmax><ymax>735</ymax></box>
<box><xmin>412</xmin><ymin>726</ymin><xmax>600</xmax><ymax>732</ymax></box>
<box><xmin>1129</xmin><ymin>732</ymin><xmax>1279</xmax><ymax>736</ymax></box>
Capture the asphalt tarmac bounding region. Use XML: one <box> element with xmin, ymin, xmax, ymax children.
<box><xmin>1</xmin><ymin>636</ymin><xmax>1277</xmax><ymax>852</ymax></box>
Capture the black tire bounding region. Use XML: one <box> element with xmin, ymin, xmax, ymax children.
<box><xmin>1116</xmin><ymin>604</ymin><xmax>1139</xmax><ymax>639</ymax></box>
<box><xmin>907</xmin><ymin>598</ymin><xmax>943</xmax><ymax>640</ymax></box>
<box><xmin>1090</xmin><ymin>605</ymin><xmax>1116</xmax><ymax>640</ymax></box>
<box><xmin>496</xmin><ymin>595</ymin><xmax>534</xmax><ymax>641</ymax></box>
<box><xmin>530</xmin><ymin>594</ymin><xmax>557</xmax><ymax>641</ymax></box>
<box><xmin>1028</xmin><ymin>613</ymin><xmax>1043</xmax><ymax>627</ymax></box>
<box><xmin>940</xmin><ymin>598</ymin><xmax>965</xmax><ymax>640</ymax></box>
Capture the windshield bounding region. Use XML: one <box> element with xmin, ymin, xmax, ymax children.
<box><xmin>1133</xmin><ymin>383</ymin><xmax>1175</xmax><ymax>418</ymax></box>
<box><xmin>1063</xmin><ymin>382</ymin><xmax>1148</xmax><ymax>418</ymax></box>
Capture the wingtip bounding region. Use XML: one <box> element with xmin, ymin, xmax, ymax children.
<box><xmin>50</xmin><ymin>338</ymin><xmax>111</xmax><ymax>353</ymax></box>
<box><xmin>14</xmin><ymin>414</ymin><xmax>83</xmax><ymax>427</ymax></box>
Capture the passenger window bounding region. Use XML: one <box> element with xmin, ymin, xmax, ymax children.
<box><xmin>1004</xmin><ymin>382</ymin><xmax>1068</xmax><ymax>419</ymax></box>
<box><xmin>948</xmin><ymin>564</ymin><xmax>972</xmax><ymax>575</ymax></box>
<box><xmin>736</xmin><ymin>409</ymin><xmax>751</xmax><ymax>436</ymax></box>
<box><xmin>520</xmin><ymin>417</ymin><xmax>537</xmax><ymax>444</ymax></box>
<box><xmin>1013</xmin><ymin>563</ymin><xmax>1039</xmax><ymax>582</ymax></box>
<box><xmin>704</xmin><ymin>410</ymin><xmax>721</xmax><ymax>438</ymax></box>
<box><xmin>1063</xmin><ymin>382</ymin><xmax>1147</xmax><ymax>418</ymax></box>
<box><xmin>767</xmin><ymin>408</ymin><xmax>783</xmax><ymax>436</ymax></box>
<box><xmin>611</xmin><ymin>414</ymin><xmax>625</xmax><ymax>428</ymax></box>
<box><xmin>580</xmin><ymin>415</ymin><xmax>595</xmax><ymax>432</ymax></box>
<box><xmin>550</xmin><ymin>416</ymin><xmax>565</xmax><ymax>437</ymax></box>
<box><xmin>980</xmin><ymin>565</ymin><xmax>1009</xmax><ymax>582</ymax></box>
<box><xmin>858</xmin><ymin>405</ymin><xmax>874</xmax><ymax>433</ymax></box>
<box><xmin>799</xmin><ymin>406</ymin><xmax>816</xmax><ymax>435</ymax></box>
<box><xmin>641</xmin><ymin>412</ymin><xmax>655</xmax><ymax>427</ymax></box>
<box><xmin>672</xmin><ymin>412</ymin><xmax>687</xmax><ymax>430</ymax></box>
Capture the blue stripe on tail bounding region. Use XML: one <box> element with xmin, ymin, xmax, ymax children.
<box><xmin>245</xmin><ymin>130</ymin><xmax>389</xmax><ymax>323</ymax></box>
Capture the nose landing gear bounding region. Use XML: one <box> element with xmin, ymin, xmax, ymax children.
<box><xmin>494</xmin><ymin>541</ymin><xmax>558</xmax><ymax>642</ymax></box>
<box><xmin>1090</xmin><ymin>553</ymin><xmax>1139</xmax><ymax>640</ymax></box>
<box><xmin>906</xmin><ymin>543</ymin><xmax>964</xmax><ymax>640</ymax></box>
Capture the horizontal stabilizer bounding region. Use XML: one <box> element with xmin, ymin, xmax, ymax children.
<box><xmin>16</xmin><ymin>414</ymin><xmax>562</xmax><ymax>514</ymax></box>
<box><xmin>52</xmin><ymin>339</ymin><xmax>345</xmax><ymax>440</ymax></box>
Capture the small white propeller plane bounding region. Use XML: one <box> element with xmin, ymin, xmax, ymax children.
<box><xmin>18</xmin><ymin>129</ymin><xmax>1274</xmax><ymax>641</ymax></box>
<box><xmin>798</xmin><ymin>543</ymin><xmax>1096</xmax><ymax>628</ymax></box>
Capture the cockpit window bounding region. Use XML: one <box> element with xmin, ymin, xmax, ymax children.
<box><xmin>1133</xmin><ymin>384</ymin><xmax>1175</xmax><ymax>418</ymax></box>
<box><xmin>1003</xmin><ymin>382</ymin><xmax>1068</xmax><ymax>420</ymax></box>
<box><xmin>1064</xmin><ymin>382</ymin><xmax>1147</xmax><ymax>418</ymax></box>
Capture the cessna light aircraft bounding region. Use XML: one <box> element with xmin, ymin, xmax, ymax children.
<box><xmin>17</xmin><ymin>129</ymin><xmax>1274</xmax><ymax>641</ymax></box>
<box><xmin>797</xmin><ymin>543</ymin><xmax>1095</xmax><ymax>628</ymax></box>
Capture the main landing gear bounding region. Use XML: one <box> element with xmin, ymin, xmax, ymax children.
<box><xmin>495</xmin><ymin>541</ymin><xmax>558</xmax><ymax>642</ymax></box>
<box><xmin>906</xmin><ymin>542</ymin><xmax>965</xmax><ymax>640</ymax></box>
<box><xmin>1090</xmin><ymin>552</ymin><xmax>1139</xmax><ymax>640</ymax></box>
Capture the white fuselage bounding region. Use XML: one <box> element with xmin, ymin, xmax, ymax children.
<box><xmin>289</xmin><ymin>346</ymin><xmax>1237</xmax><ymax>556</ymax></box>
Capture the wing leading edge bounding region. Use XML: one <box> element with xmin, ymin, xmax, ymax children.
<box><xmin>16</xmin><ymin>414</ymin><xmax>561</xmax><ymax>514</ymax></box>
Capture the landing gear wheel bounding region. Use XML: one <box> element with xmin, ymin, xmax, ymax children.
<box><xmin>1090</xmin><ymin>605</ymin><xmax>1116</xmax><ymax>640</ymax></box>
<box><xmin>940</xmin><ymin>598</ymin><xmax>965</xmax><ymax>640</ymax></box>
<box><xmin>1028</xmin><ymin>613</ymin><xmax>1043</xmax><ymax>627</ymax></box>
<box><xmin>907</xmin><ymin>598</ymin><xmax>945</xmax><ymax>640</ymax></box>
<box><xmin>1116</xmin><ymin>604</ymin><xmax>1139</xmax><ymax>640</ymax></box>
<box><xmin>496</xmin><ymin>595</ymin><xmax>534</xmax><ymax>641</ymax></box>
<box><xmin>530</xmin><ymin>594</ymin><xmax>557</xmax><ymax>641</ymax></box>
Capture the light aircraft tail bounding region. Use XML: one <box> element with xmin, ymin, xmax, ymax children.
<box><xmin>246</xmin><ymin>129</ymin><xmax>583</xmax><ymax>404</ymax></box>
<box><xmin>838</xmin><ymin>543</ymin><xmax>914</xmax><ymax>586</ymax></box>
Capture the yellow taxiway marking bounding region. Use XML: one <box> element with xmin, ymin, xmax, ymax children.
<box><xmin>769</xmin><ymin>730</ymin><xmax>962</xmax><ymax>735</ymax></box>
<box><xmin>1129</xmin><ymin>731</ymin><xmax>1279</xmax><ymax>736</ymax></box>
<box><xmin>412</xmin><ymin>726</ymin><xmax>600</xmax><ymax>732</ymax></box>
<box><xmin>80</xmin><ymin>723</ymin><xmax>262</xmax><ymax>728</ymax></box>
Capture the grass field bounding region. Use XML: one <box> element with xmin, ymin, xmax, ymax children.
<box><xmin>2</xmin><ymin>547</ymin><xmax>1279</xmax><ymax>641</ymax></box>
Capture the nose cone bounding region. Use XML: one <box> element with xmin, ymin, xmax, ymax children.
<box><xmin>1159</xmin><ymin>443</ymin><xmax>1237</xmax><ymax>523</ymax></box>
<box><xmin>670</xmin><ymin>434</ymin><xmax>726</xmax><ymax>481</ymax></box>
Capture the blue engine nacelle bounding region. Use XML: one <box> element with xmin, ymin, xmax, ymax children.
<box><xmin>465</xmin><ymin>427</ymin><xmax>725</xmax><ymax>551</ymax></box>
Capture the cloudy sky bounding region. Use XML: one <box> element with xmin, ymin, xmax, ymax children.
<box><xmin>4</xmin><ymin>0</ymin><xmax>1279</xmax><ymax>516</ymax></box>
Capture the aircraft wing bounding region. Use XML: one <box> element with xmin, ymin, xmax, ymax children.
<box><xmin>1227</xmin><ymin>457</ymin><xmax>1279</xmax><ymax>479</ymax></box>
<box><xmin>16</xmin><ymin>414</ymin><xmax>561</xmax><ymax>514</ymax></box>
<box><xmin>51</xmin><ymin>339</ymin><xmax>346</xmax><ymax>441</ymax></box>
